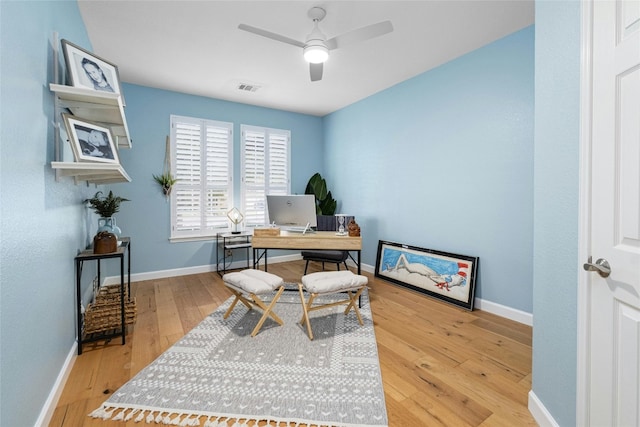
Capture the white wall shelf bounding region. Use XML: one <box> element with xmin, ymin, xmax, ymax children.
<box><xmin>51</xmin><ymin>161</ymin><xmax>132</xmax><ymax>184</ymax></box>
<box><xmin>50</xmin><ymin>84</ymin><xmax>132</xmax><ymax>183</ymax></box>
<box><xmin>50</xmin><ymin>83</ymin><xmax>131</xmax><ymax>148</ymax></box>
<box><xmin>49</xmin><ymin>33</ymin><xmax>132</xmax><ymax>185</ymax></box>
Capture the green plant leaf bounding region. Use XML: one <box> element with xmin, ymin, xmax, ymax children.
<box><xmin>84</xmin><ymin>190</ymin><xmax>130</xmax><ymax>217</ymax></box>
<box><xmin>305</xmin><ymin>172</ymin><xmax>337</xmax><ymax>215</ymax></box>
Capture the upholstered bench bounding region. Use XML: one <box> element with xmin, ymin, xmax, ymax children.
<box><xmin>222</xmin><ymin>269</ymin><xmax>285</xmax><ymax>337</ymax></box>
<box><xmin>298</xmin><ymin>270</ymin><xmax>368</xmax><ymax>340</ymax></box>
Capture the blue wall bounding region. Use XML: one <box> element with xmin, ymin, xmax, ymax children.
<box><xmin>323</xmin><ymin>26</ymin><xmax>535</xmax><ymax>313</ymax></box>
<box><xmin>110</xmin><ymin>84</ymin><xmax>324</xmax><ymax>274</ymax></box>
<box><xmin>532</xmin><ymin>2</ymin><xmax>581</xmax><ymax>426</ymax></box>
<box><xmin>0</xmin><ymin>2</ymin><xmax>581</xmax><ymax>425</ymax></box>
<box><xmin>0</xmin><ymin>1</ymin><xmax>95</xmax><ymax>426</ymax></box>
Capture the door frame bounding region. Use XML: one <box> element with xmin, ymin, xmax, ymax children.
<box><xmin>576</xmin><ymin>0</ymin><xmax>593</xmax><ymax>424</ymax></box>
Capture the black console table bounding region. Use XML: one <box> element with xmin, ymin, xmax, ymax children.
<box><xmin>216</xmin><ymin>232</ymin><xmax>251</xmax><ymax>276</ymax></box>
<box><xmin>75</xmin><ymin>237</ymin><xmax>131</xmax><ymax>355</ymax></box>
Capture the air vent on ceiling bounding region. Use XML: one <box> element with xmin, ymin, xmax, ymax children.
<box><xmin>237</xmin><ymin>83</ymin><xmax>261</xmax><ymax>93</ymax></box>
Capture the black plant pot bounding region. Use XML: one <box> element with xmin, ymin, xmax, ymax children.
<box><xmin>316</xmin><ymin>215</ymin><xmax>335</xmax><ymax>232</ymax></box>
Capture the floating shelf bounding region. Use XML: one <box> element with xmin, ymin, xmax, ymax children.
<box><xmin>51</xmin><ymin>162</ymin><xmax>132</xmax><ymax>184</ymax></box>
<box><xmin>50</xmin><ymin>82</ymin><xmax>133</xmax><ymax>184</ymax></box>
<box><xmin>50</xmin><ymin>83</ymin><xmax>131</xmax><ymax>148</ymax></box>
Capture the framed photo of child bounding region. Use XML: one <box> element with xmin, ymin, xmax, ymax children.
<box><xmin>61</xmin><ymin>39</ymin><xmax>123</xmax><ymax>101</ymax></box>
<box><xmin>62</xmin><ymin>114</ymin><xmax>119</xmax><ymax>164</ymax></box>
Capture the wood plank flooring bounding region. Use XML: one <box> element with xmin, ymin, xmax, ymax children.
<box><xmin>50</xmin><ymin>260</ymin><xmax>536</xmax><ymax>426</ymax></box>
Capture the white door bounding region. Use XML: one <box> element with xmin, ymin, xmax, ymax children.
<box><xmin>582</xmin><ymin>0</ymin><xmax>640</xmax><ymax>425</ymax></box>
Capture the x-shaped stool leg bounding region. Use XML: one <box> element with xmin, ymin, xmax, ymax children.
<box><xmin>223</xmin><ymin>286</ymin><xmax>285</xmax><ymax>337</ymax></box>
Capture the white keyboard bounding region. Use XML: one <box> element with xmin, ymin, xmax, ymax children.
<box><xmin>282</xmin><ymin>225</ymin><xmax>316</xmax><ymax>233</ymax></box>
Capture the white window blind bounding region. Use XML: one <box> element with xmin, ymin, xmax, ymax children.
<box><xmin>241</xmin><ymin>125</ymin><xmax>291</xmax><ymax>227</ymax></box>
<box><xmin>170</xmin><ymin>115</ymin><xmax>233</xmax><ymax>239</ymax></box>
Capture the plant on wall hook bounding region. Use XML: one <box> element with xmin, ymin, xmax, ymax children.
<box><xmin>153</xmin><ymin>171</ymin><xmax>178</xmax><ymax>197</ymax></box>
<box><xmin>154</xmin><ymin>135</ymin><xmax>178</xmax><ymax>199</ymax></box>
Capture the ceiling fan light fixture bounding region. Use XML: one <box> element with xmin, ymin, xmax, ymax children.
<box><xmin>303</xmin><ymin>43</ymin><xmax>329</xmax><ymax>63</ymax></box>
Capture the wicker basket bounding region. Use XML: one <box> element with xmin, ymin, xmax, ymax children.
<box><xmin>84</xmin><ymin>284</ymin><xmax>137</xmax><ymax>335</ymax></box>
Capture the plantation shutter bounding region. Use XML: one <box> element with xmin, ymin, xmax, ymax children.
<box><xmin>241</xmin><ymin>125</ymin><xmax>290</xmax><ymax>227</ymax></box>
<box><xmin>171</xmin><ymin>115</ymin><xmax>233</xmax><ymax>239</ymax></box>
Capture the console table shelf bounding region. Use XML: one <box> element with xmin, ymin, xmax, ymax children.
<box><xmin>75</xmin><ymin>237</ymin><xmax>131</xmax><ymax>355</ymax></box>
<box><xmin>216</xmin><ymin>232</ymin><xmax>252</xmax><ymax>276</ymax></box>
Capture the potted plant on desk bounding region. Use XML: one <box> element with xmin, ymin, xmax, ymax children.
<box><xmin>305</xmin><ymin>172</ymin><xmax>337</xmax><ymax>230</ymax></box>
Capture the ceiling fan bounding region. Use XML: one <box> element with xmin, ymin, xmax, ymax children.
<box><xmin>238</xmin><ymin>7</ymin><xmax>393</xmax><ymax>82</ymax></box>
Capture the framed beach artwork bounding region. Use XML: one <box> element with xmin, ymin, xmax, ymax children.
<box><xmin>61</xmin><ymin>39</ymin><xmax>123</xmax><ymax>100</ymax></box>
<box><xmin>62</xmin><ymin>114</ymin><xmax>119</xmax><ymax>164</ymax></box>
<box><xmin>375</xmin><ymin>240</ymin><xmax>479</xmax><ymax>310</ymax></box>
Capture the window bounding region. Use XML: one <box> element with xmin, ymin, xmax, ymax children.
<box><xmin>170</xmin><ymin>115</ymin><xmax>233</xmax><ymax>239</ymax></box>
<box><xmin>241</xmin><ymin>125</ymin><xmax>291</xmax><ymax>227</ymax></box>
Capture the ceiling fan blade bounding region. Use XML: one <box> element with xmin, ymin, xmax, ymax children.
<box><xmin>325</xmin><ymin>20</ymin><xmax>393</xmax><ymax>50</ymax></box>
<box><xmin>238</xmin><ymin>24</ymin><xmax>305</xmax><ymax>48</ymax></box>
<box><xmin>310</xmin><ymin>63</ymin><xmax>323</xmax><ymax>82</ymax></box>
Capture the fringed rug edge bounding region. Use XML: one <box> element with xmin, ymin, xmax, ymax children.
<box><xmin>89</xmin><ymin>403</ymin><xmax>388</xmax><ymax>427</ymax></box>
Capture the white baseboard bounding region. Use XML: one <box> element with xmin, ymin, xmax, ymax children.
<box><xmin>357</xmin><ymin>261</ymin><xmax>532</xmax><ymax>326</ymax></box>
<box><xmin>473</xmin><ymin>298</ymin><xmax>533</xmax><ymax>326</ymax></box>
<box><xmin>528</xmin><ymin>390</ymin><xmax>560</xmax><ymax>427</ymax></box>
<box><xmin>35</xmin><ymin>342</ymin><xmax>77</xmax><ymax>427</ymax></box>
<box><xmin>103</xmin><ymin>253</ymin><xmax>302</xmax><ymax>285</ymax></box>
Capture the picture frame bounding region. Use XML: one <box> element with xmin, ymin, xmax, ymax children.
<box><xmin>62</xmin><ymin>114</ymin><xmax>119</xmax><ymax>164</ymax></box>
<box><xmin>61</xmin><ymin>39</ymin><xmax>123</xmax><ymax>100</ymax></box>
<box><xmin>375</xmin><ymin>240</ymin><xmax>479</xmax><ymax>310</ymax></box>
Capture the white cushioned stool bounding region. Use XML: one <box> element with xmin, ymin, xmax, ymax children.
<box><xmin>222</xmin><ymin>269</ymin><xmax>285</xmax><ymax>337</ymax></box>
<box><xmin>298</xmin><ymin>270</ymin><xmax>368</xmax><ymax>340</ymax></box>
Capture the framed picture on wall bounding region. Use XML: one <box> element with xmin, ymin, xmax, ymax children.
<box><xmin>62</xmin><ymin>114</ymin><xmax>119</xmax><ymax>164</ymax></box>
<box><xmin>375</xmin><ymin>240</ymin><xmax>479</xmax><ymax>310</ymax></box>
<box><xmin>61</xmin><ymin>39</ymin><xmax>123</xmax><ymax>100</ymax></box>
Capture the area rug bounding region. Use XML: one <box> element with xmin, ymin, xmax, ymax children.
<box><xmin>89</xmin><ymin>291</ymin><xmax>387</xmax><ymax>427</ymax></box>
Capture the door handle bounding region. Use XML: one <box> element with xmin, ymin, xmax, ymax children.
<box><xmin>583</xmin><ymin>257</ymin><xmax>611</xmax><ymax>278</ymax></box>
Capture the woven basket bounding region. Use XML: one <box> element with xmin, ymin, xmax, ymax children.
<box><xmin>94</xmin><ymin>283</ymin><xmax>130</xmax><ymax>302</ymax></box>
<box><xmin>84</xmin><ymin>285</ymin><xmax>137</xmax><ymax>335</ymax></box>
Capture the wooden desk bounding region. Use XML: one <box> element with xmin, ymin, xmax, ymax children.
<box><xmin>252</xmin><ymin>231</ymin><xmax>362</xmax><ymax>274</ymax></box>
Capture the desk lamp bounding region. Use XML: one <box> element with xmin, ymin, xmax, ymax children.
<box><xmin>227</xmin><ymin>208</ymin><xmax>244</xmax><ymax>234</ymax></box>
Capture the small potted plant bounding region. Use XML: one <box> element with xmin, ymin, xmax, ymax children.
<box><xmin>84</xmin><ymin>190</ymin><xmax>129</xmax><ymax>236</ymax></box>
<box><xmin>153</xmin><ymin>172</ymin><xmax>178</xmax><ymax>198</ymax></box>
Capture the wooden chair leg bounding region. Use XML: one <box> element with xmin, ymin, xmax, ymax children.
<box><xmin>250</xmin><ymin>286</ymin><xmax>285</xmax><ymax>337</ymax></box>
<box><xmin>223</xmin><ymin>289</ymin><xmax>253</xmax><ymax>319</ymax></box>
<box><xmin>298</xmin><ymin>284</ymin><xmax>316</xmax><ymax>340</ymax></box>
<box><xmin>344</xmin><ymin>287</ymin><xmax>366</xmax><ymax>326</ymax></box>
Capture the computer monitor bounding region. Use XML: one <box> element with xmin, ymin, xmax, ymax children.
<box><xmin>266</xmin><ymin>195</ymin><xmax>317</xmax><ymax>228</ymax></box>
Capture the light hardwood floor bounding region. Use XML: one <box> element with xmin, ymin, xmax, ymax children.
<box><xmin>50</xmin><ymin>260</ymin><xmax>536</xmax><ymax>426</ymax></box>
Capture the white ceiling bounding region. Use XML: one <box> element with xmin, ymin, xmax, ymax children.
<box><xmin>78</xmin><ymin>1</ymin><xmax>534</xmax><ymax>117</ymax></box>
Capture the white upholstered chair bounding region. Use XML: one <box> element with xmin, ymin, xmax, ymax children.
<box><xmin>222</xmin><ymin>269</ymin><xmax>285</xmax><ymax>337</ymax></box>
<box><xmin>298</xmin><ymin>270</ymin><xmax>368</xmax><ymax>340</ymax></box>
